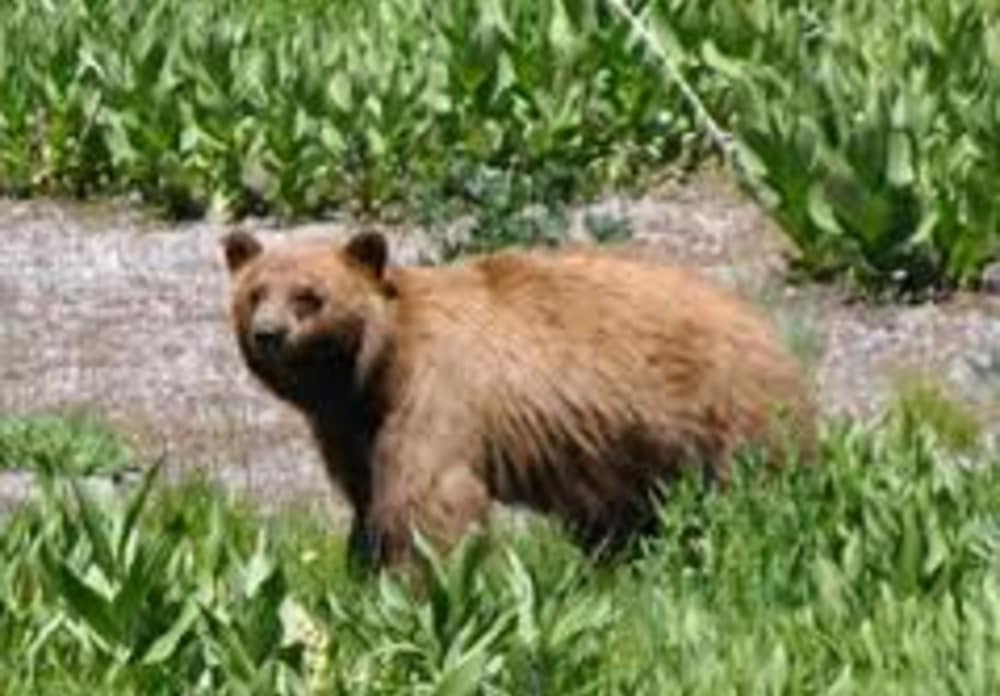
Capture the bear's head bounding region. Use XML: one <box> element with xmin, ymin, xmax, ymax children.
<box><xmin>221</xmin><ymin>230</ymin><xmax>393</xmax><ymax>409</ymax></box>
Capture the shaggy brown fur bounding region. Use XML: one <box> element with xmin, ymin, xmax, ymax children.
<box><xmin>221</xmin><ymin>230</ymin><xmax>816</xmax><ymax>570</ymax></box>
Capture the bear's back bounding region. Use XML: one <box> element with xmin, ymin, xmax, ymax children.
<box><xmin>386</xmin><ymin>247</ymin><xmax>814</xmax><ymax>488</ymax></box>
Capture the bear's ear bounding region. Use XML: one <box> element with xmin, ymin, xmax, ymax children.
<box><xmin>221</xmin><ymin>231</ymin><xmax>263</xmax><ymax>274</ymax></box>
<box><xmin>344</xmin><ymin>231</ymin><xmax>388</xmax><ymax>278</ymax></box>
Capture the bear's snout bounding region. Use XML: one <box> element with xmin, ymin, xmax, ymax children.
<box><xmin>251</xmin><ymin>321</ymin><xmax>288</xmax><ymax>359</ymax></box>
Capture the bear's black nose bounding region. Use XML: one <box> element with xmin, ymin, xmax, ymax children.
<box><xmin>252</xmin><ymin>325</ymin><xmax>288</xmax><ymax>357</ymax></box>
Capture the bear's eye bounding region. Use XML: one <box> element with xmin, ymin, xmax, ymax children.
<box><xmin>291</xmin><ymin>288</ymin><xmax>324</xmax><ymax>318</ymax></box>
<box><xmin>248</xmin><ymin>285</ymin><xmax>265</xmax><ymax>306</ymax></box>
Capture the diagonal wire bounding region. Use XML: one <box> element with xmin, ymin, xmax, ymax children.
<box><xmin>603</xmin><ymin>0</ymin><xmax>768</xmax><ymax>200</ymax></box>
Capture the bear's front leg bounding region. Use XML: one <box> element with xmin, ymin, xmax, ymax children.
<box><xmin>365</xmin><ymin>409</ymin><xmax>491</xmax><ymax>570</ymax></box>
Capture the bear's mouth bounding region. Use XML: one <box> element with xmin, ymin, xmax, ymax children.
<box><xmin>250</xmin><ymin>330</ymin><xmax>287</xmax><ymax>364</ymax></box>
<box><xmin>240</xmin><ymin>333</ymin><xmax>360</xmax><ymax>405</ymax></box>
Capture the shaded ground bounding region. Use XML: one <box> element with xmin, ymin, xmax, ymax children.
<box><xmin>2</xmin><ymin>177</ymin><xmax>999</xmax><ymax>518</ymax></box>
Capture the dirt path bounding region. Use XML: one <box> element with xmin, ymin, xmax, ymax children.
<box><xmin>0</xmin><ymin>200</ymin><xmax>340</xmax><ymax>517</ymax></box>
<box><xmin>2</xmin><ymin>180</ymin><xmax>998</xmax><ymax>519</ymax></box>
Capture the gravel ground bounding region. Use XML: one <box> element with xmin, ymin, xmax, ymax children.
<box><xmin>2</xmin><ymin>178</ymin><xmax>998</xmax><ymax>518</ymax></box>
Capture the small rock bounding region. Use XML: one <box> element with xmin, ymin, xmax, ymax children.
<box><xmin>980</xmin><ymin>262</ymin><xmax>1000</xmax><ymax>295</ymax></box>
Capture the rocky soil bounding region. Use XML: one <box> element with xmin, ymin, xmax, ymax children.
<box><xmin>2</xmin><ymin>177</ymin><xmax>998</xmax><ymax>519</ymax></box>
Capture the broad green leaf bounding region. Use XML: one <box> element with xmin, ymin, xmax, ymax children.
<box><xmin>25</xmin><ymin>613</ymin><xmax>65</xmax><ymax>664</ymax></box>
<box><xmin>71</xmin><ymin>478</ymin><xmax>118</xmax><ymax>582</ymax></box>
<box><xmin>923</xmin><ymin>515</ymin><xmax>949</xmax><ymax>577</ymax></box>
<box><xmin>433</xmin><ymin>649</ymin><xmax>489</xmax><ymax>696</ymax></box>
<box><xmin>116</xmin><ymin>455</ymin><xmax>164</xmax><ymax>561</ymax></box>
<box><xmin>807</xmin><ymin>183</ymin><xmax>843</xmax><ymax>237</ymax></box>
<box><xmin>327</xmin><ymin>72</ymin><xmax>354</xmax><ymax>112</ymax></box>
<box><xmin>51</xmin><ymin>558</ymin><xmax>122</xmax><ymax>650</ymax></box>
<box><xmin>898</xmin><ymin>504</ymin><xmax>921</xmax><ymax>593</ymax></box>
<box><xmin>243</xmin><ymin>533</ymin><xmax>277</xmax><ymax>599</ymax></box>
<box><xmin>116</xmin><ymin>534</ymin><xmax>177</xmax><ymax>627</ymax></box>
<box><xmin>142</xmin><ymin>600</ymin><xmax>200</xmax><ymax>665</ymax></box>
<box><xmin>887</xmin><ymin>131</ymin><xmax>914</xmax><ymax>188</ymax></box>
<box><xmin>701</xmin><ymin>40</ymin><xmax>745</xmax><ymax>80</ymax></box>
<box><xmin>549</xmin><ymin>595</ymin><xmax>611</xmax><ymax>648</ymax></box>
<box><xmin>548</xmin><ymin>0</ymin><xmax>576</xmax><ymax>56</ymax></box>
<box><xmin>198</xmin><ymin>603</ymin><xmax>257</xmax><ymax>682</ymax></box>
<box><xmin>841</xmin><ymin>530</ymin><xmax>863</xmax><ymax>581</ymax></box>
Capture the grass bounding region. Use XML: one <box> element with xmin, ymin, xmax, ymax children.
<box><xmin>680</xmin><ymin>0</ymin><xmax>1000</xmax><ymax>298</ymax></box>
<box><xmin>2</xmin><ymin>0</ymin><xmax>998</xmax><ymax>295</ymax></box>
<box><xmin>2</xmin><ymin>400</ymin><xmax>1000</xmax><ymax>693</ymax></box>
<box><xmin>0</xmin><ymin>413</ymin><xmax>133</xmax><ymax>476</ymax></box>
<box><xmin>0</xmin><ymin>0</ymin><xmax>691</xmax><ymax>222</ymax></box>
<box><xmin>887</xmin><ymin>371</ymin><xmax>986</xmax><ymax>457</ymax></box>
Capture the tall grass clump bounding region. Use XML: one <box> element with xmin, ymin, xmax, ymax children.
<box><xmin>643</xmin><ymin>0</ymin><xmax>1000</xmax><ymax>298</ymax></box>
<box><xmin>2</xmin><ymin>407</ymin><xmax>1000</xmax><ymax>693</ymax></box>
<box><xmin>0</xmin><ymin>0</ymin><xmax>698</xmax><ymax>222</ymax></box>
<box><xmin>0</xmin><ymin>413</ymin><xmax>133</xmax><ymax>476</ymax></box>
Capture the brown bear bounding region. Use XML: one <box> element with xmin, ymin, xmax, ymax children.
<box><xmin>221</xmin><ymin>230</ymin><xmax>816</xmax><ymax>570</ymax></box>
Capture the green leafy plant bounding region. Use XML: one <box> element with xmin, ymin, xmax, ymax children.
<box><xmin>674</xmin><ymin>0</ymin><xmax>1000</xmax><ymax>298</ymax></box>
<box><xmin>0</xmin><ymin>413</ymin><xmax>133</xmax><ymax>475</ymax></box>
<box><xmin>0</xmin><ymin>0</ymin><xmax>690</xmax><ymax>222</ymax></box>
<box><xmin>886</xmin><ymin>371</ymin><xmax>985</xmax><ymax>457</ymax></box>
<box><xmin>439</xmin><ymin>164</ymin><xmax>571</xmax><ymax>260</ymax></box>
<box><xmin>583</xmin><ymin>210</ymin><xmax>634</xmax><ymax>244</ymax></box>
<box><xmin>4</xmin><ymin>411</ymin><xmax>1000</xmax><ymax>693</ymax></box>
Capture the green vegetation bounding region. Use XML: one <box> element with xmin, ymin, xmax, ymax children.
<box><xmin>888</xmin><ymin>371</ymin><xmax>985</xmax><ymax>456</ymax></box>
<box><xmin>0</xmin><ymin>413</ymin><xmax>133</xmax><ymax>476</ymax></box>
<box><xmin>2</xmin><ymin>403</ymin><xmax>999</xmax><ymax>693</ymax></box>
<box><xmin>697</xmin><ymin>0</ymin><xmax>1000</xmax><ymax>298</ymax></box>
<box><xmin>2</xmin><ymin>0</ymin><xmax>997</xmax><ymax>295</ymax></box>
<box><xmin>0</xmin><ymin>0</ymin><xmax>687</xmax><ymax>223</ymax></box>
